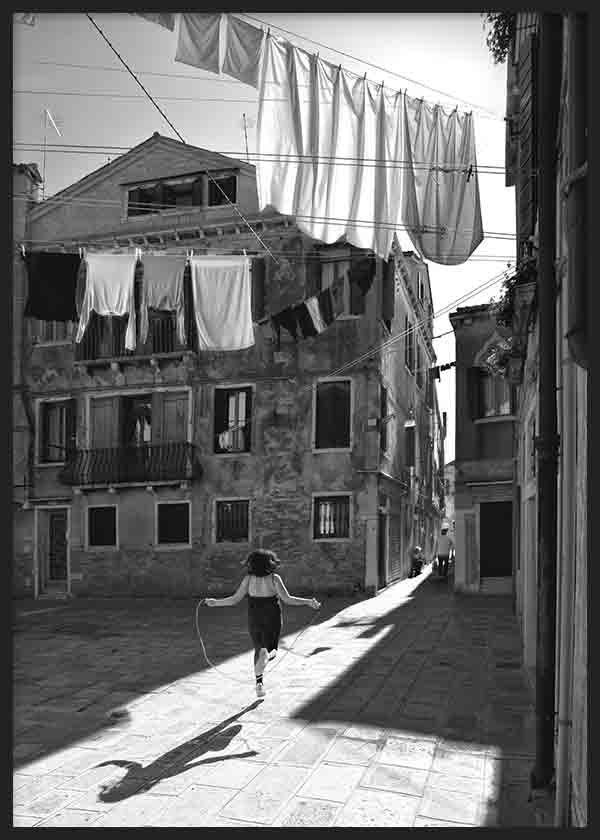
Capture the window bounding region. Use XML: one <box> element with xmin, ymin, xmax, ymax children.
<box><xmin>208</xmin><ymin>175</ymin><xmax>237</xmax><ymax>206</ymax></box>
<box><xmin>157</xmin><ymin>502</ymin><xmax>190</xmax><ymax>546</ymax></box>
<box><xmin>31</xmin><ymin>319</ymin><xmax>75</xmax><ymax>343</ymax></box>
<box><xmin>405</xmin><ymin>317</ymin><xmax>415</xmax><ymax>373</ymax></box>
<box><xmin>122</xmin><ymin>394</ymin><xmax>152</xmax><ymax>446</ymax></box>
<box><xmin>529</xmin><ymin>414</ymin><xmax>536</xmax><ymax>477</ymax></box>
<box><xmin>468</xmin><ymin>368</ymin><xmax>515</xmax><ymax>419</ymax></box>
<box><xmin>214</xmin><ymin>387</ymin><xmax>252</xmax><ymax>453</ymax></box>
<box><xmin>380</xmin><ymin>385</ymin><xmax>388</xmax><ymax>453</ymax></box>
<box><xmin>313</xmin><ymin>495</ymin><xmax>350</xmax><ymax>539</ymax></box>
<box><xmin>314</xmin><ymin>379</ymin><xmax>351</xmax><ymax>449</ymax></box>
<box><xmin>216</xmin><ymin>500</ymin><xmax>249</xmax><ymax>542</ymax></box>
<box><xmin>416</xmin><ymin>343</ymin><xmax>423</xmax><ymax>389</ymax></box>
<box><xmin>88</xmin><ymin>506</ymin><xmax>117</xmax><ymax>548</ymax></box>
<box><xmin>39</xmin><ymin>399</ymin><xmax>75</xmax><ymax>464</ymax></box>
<box><xmin>417</xmin><ymin>271</ymin><xmax>426</xmax><ymax>303</ymax></box>
<box><xmin>405</xmin><ymin>424</ymin><xmax>415</xmax><ymax>468</ymax></box>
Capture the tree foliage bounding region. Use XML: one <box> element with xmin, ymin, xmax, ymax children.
<box><xmin>482</xmin><ymin>12</ymin><xmax>516</xmax><ymax>64</ymax></box>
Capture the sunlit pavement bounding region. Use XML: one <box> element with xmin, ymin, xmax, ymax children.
<box><xmin>12</xmin><ymin>567</ymin><xmax>539</xmax><ymax>827</ymax></box>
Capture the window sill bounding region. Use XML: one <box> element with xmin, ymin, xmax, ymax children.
<box><xmin>36</xmin><ymin>461</ymin><xmax>66</xmax><ymax>469</ymax></box>
<box><xmin>85</xmin><ymin>545</ymin><xmax>119</xmax><ymax>552</ymax></box>
<box><xmin>155</xmin><ymin>543</ymin><xmax>192</xmax><ymax>551</ymax></box>
<box><xmin>474</xmin><ymin>415</ymin><xmax>517</xmax><ymax>424</ymax></box>
<box><xmin>32</xmin><ymin>340</ymin><xmax>73</xmax><ymax>348</ymax></box>
<box><xmin>214</xmin><ymin>540</ymin><xmax>250</xmax><ymax>546</ymax></box>
<box><xmin>313</xmin><ymin>537</ymin><xmax>352</xmax><ymax>543</ymax></box>
<box><xmin>213</xmin><ymin>451</ymin><xmax>253</xmax><ymax>457</ymax></box>
<box><xmin>312</xmin><ymin>447</ymin><xmax>352</xmax><ymax>454</ymax></box>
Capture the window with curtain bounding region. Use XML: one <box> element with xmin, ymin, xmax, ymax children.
<box><xmin>214</xmin><ymin>387</ymin><xmax>252</xmax><ymax>453</ymax></box>
<box><xmin>481</xmin><ymin>371</ymin><xmax>513</xmax><ymax>417</ymax></box>
<box><xmin>313</xmin><ymin>495</ymin><xmax>350</xmax><ymax>539</ymax></box>
<box><xmin>314</xmin><ymin>379</ymin><xmax>351</xmax><ymax>449</ymax></box>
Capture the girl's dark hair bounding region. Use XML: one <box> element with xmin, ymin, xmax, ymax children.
<box><xmin>243</xmin><ymin>549</ymin><xmax>280</xmax><ymax>577</ymax></box>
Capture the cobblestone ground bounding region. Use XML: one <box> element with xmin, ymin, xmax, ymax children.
<box><xmin>12</xmin><ymin>568</ymin><xmax>539</xmax><ymax>827</ymax></box>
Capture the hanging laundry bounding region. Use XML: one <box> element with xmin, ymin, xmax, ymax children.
<box><xmin>222</xmin><ymin>14</ymin><xmax>265</xmax><ymax>87</ymax></box>
<box><xmin>305</xmin><ymin>297</ymin><xmax>328</xmax><ymax>334</ymax></box>
<box><xmin>75</xmin><ymin>254</ymin><xmax>138</xmax><ymax>351</ymax></box>
<box><xmin>175</xmin><ymin>13</ymin><xmax>222</xmax><ymax>74</ymax></box>
<box><xmin>189</xmin><ymin>255</ymin><xmax>254</xmax><ymax>351</ymax></box>
<box><xmin>402</xmin><ymin>98</ymin><xmax>483</xmax><ymax>264</ymax></box>
<box><xmin>271</xmin><ymin>307</ymin><xmax>299</xmax><ymax>349</ymax></box>
<box><xmin>349</xmin><ymin>254</ymin><xmax>376</xmax><ymax>295</ymax></box>
<box><xmin>317</xmin><ymin>287</ymin><xmax>335</xmax><ymax>326</ymax></box>
<box><xmin>24</xmin><ymin>252</ymin><xmax>80</xmax><ymax>322</ymax></box>
<box><xmin>135</xmin><ymin>13</ymin><xmax>176</xmax><ymax>31</ymax></box>
<box><xmin>293</xmin><ymin>302</ymin><xmax>318</xmax><ymax>339</ymax></box>
<box><xmin>138</xmin><ymin>256</ymin><xmax>187</xmax><ymax>344</ymax></box>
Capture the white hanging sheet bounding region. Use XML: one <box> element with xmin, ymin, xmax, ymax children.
<box><xmin>222</xmin><ymin>14</ymin><xmax>265</xmax><ymax>87</ymax></box>
<box><xmin>175</xmin><ymin>13</ymin><xmax>222</xmax><ymax>74</ymax></box>
<box><xmin>75</xmin><ymin>254</ymin><xmax>138</xmax><ymax>350</ymax></box>
<box><xmin>189</xmin><ymin>255</ymin><xmax>254</xmax><ymax>351</ymax></box>
<box><xmin>135</xmin><ymin>13</ymin><xmax>176</xmax><ymax>31</ymax></box>
<box><xmin>138</xmin><ymin>256</ymin><xmax>187</xmax><ymax>344</ymax></box>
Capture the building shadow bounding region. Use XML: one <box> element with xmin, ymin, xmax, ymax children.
<box><xmin>96</xmin><ymin>701</ymin><xmax>262</xmax><ymax>803</ymax></box>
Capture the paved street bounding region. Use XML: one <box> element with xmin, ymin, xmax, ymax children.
<box><xmin>12</xmin><ymin>568</ymin><xmax>539</xmax><ymax>827</ymax></box>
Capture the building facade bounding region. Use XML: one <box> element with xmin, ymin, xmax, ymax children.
<box><xmin>449</xmin><ymin>304</ymin><xmax>516</xmax><ymax>595</ymax></box>
<box><xmin>12</xmin><ymin>134</ymin><xmax>444</xmax><ymax>600</ymax></box>
<box><xmin>503</xmin><ymin>12</ymin><xmax>588</xmax><ymax>826</ymax></box>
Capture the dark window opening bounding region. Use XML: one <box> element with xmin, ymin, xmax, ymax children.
<box><xmin>122</xmin><ymin>394</ymin><xmax>152</xmax><ymax>447</ymax></box>
<box><xmin>208</xmin><ymin>175</ymin><xmax>237</xmax><ymax>207</ymax></box>
<box><xmin>405</xmin><ymin>317</ymin><xmax>415</xmax><ymax>373</ymax></box>
<box><xmin>40</xmin><ymin>400</ymin><xmax>75</xmax><ymax>463</ymax></box>
<box><xmin>313</xmin><ymin>496</ymin><xmax>350</xmax><ymax>539</ymax></box>
<box><xmin>216</xmin><ymin>500</ymin><xmax>249</xmax><ymax>542</ymax></box>
<box><xmin>88</xmin><ymin>506</ymin><xmax>117</xmax><ymax>547</ymax></box>
<box><xmin>315</xmin><ymin>380</ymin><xmax>351</xmax><ymax>449</ymax></box>
<box><xmin>405</xmin><ymin>425</ymin><xmax>415</xmax><ymax>469</ymax></box>
<box><xmin>380</xmin><ymin>386</ymin><xmax>388</xmax><ymax>453</ymax></box>
<box><xmin>157</xmin><ymin>502</ymin><xmax>190</xmax><ymax>545</ymax></box>
<box><xmin>214</xmin><ymin>387</ymin><xmax>252</xmax><ymax>453</ymax></box>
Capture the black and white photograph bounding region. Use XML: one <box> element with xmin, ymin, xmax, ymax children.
<box><xmin>11</xmin><ymin>10</ymin><xmax>590</xmax><ymax>828</ymax></box>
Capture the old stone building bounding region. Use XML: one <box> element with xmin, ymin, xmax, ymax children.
<box><xmin>12</xmin><ymin>134</ymin><xmax>444</xmax><ymax>600</ymax></box>
<box><xmin>448</xmin><ymin>303</ymin><xmax>516</xmax><ymax>595</ymax></box>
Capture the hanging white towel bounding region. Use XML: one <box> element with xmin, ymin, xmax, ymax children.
<box><xmin>76</xmin><ymin>254</ymin><xmax>138</xmax><ymax>350</ymax></box>
<box><xmin>135</xmin><ymin>12</ymin><xmax>176</xmax><ymax>31</ymax></box>
<box><xmin>175</xmin><ymin>13</ymin><xmax>222</xmax><ymax>74</ymax></box>
<box><xmin>222</xmin><ymin>14</ymin><xmax>265</xmax><ymax>87</ymax></box>
<box><xmin>401</xmin><ymin>98</ymin><xmax>483</xmax><ymax>264</ymax></box>
<box><xmin>305</xmin><ymin>296</ymin><xmax>327</xmax><ymax>333</ymax></box>
<box><xmin>139</xmin><ymin>255</ymin><xmax>187</xmax><ymax>345</ymax></box>
<box><xmin>189</xmin><ymin>255</ymin><xmax>254</xmax><ymax>351</ymax></box>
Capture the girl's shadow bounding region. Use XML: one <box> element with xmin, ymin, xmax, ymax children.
<box><xmin>96</xmin><ymin>700</ymin><xmax>263</xmax><ymax>802</ymax></box>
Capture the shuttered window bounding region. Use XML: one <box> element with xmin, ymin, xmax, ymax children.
<box><xmin>208</xmin><ymin>175</ymin><xmax>237</xmax><ymax>206</ymax></box>
<box><xmin>157</xmin><ymin>502</ymin><xmax>190</xmax><ymax>545</ymax></box>
<box><xmin>216</xmin><ymin>500</ymin><xmax>249</xmax><ymax>542</ymax></box>
<box><xmin>313</xmin><ymin>495</ymin><xmax>350</xmax><ymax>539</ymax></box>
<box><xmin>88</xmin><ymin>506</ymin><xmax>117</xmax><ymax>547</ymax></box>
<box><xmin>251</xmin><ymin>258</ymin><xmax>266</xmax><ymax>321</ymax></box>
<box><xmin>380</xmin><ymin>386</ymin><xmax>388</xmax><ymax>453</ymax></box>
<box><xmin>314</xmin><ymin>380</ymin><xmax>351</xmax><ymax>449</ymax></box>
<box><xmin>405</xmin><ymin>425</ymin><xmax>415</xmax><ymax>468</ymax></box>
<box><xmin>39</xmin><ymin>399</ymin><xmax>76</xmax><ymax>463</ymax></box>
<box><xmin>381</xmin><ymin>259</ymin><xmax>395</xmax><ymax>329</ymax></box>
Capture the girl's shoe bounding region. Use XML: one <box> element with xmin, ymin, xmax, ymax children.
<box><xmin>268</xmin><ymin>650</ymin><xmax>277</xmax><ymax>661</ymax></box>
<box><xmin>256</xmin><ymin>682</ymin><xmax>266</xmax><ymax>698</ymax></box>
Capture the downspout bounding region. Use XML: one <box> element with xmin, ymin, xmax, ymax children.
<box><xmin>555</xmin><ymin>13</ymin><xmax>586</xmax><ymax>826</ymax></box>
<box><xmin>530</xmin><ymin>13</ymin><xmax>562</xmax><ymax>792</ymax></box>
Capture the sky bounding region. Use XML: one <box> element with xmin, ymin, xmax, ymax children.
<box><xmin>12</xmin><ymin>12</ymin><xmax>517</xmax><ymax>464</ymax></box>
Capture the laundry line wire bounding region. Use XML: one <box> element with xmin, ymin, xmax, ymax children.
<box><xmin>13</xmin><ymin>143</ymin><xmax>508</xmax><ymax>174</ymax></box>
<box><xmin>239</xmin><ymin>12</ymin><xmax>504</xmax><ymax>120</ymax></box>
<box><xmin>84</xmin><ymin>13</ymin><xmax>281</xmax><ymax>268</ymax></box>
<box><xmin>11</xmin><ymin>193</ymin><xmax>517</xmax><ymax>242</ymax></box>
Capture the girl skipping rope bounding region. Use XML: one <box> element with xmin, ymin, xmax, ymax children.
<box><xmin>204</xmin><ymin>549</ymin><xmax>321</xmax><ymax>697</ymax></box>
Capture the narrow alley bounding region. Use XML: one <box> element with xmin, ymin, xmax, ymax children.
<box><xmin>13</xmin><ymin>570</ymin><xmax>541</xmax><ymax>827</ymax></box>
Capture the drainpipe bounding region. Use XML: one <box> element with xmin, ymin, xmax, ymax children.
<box><xmin>555</xmin><ymin>13</ymin><xmax>586</xmax><ymax>826</ymax></box>
<box><xmin>530</xmin><ymin>13</ymin><xmax>562</xmax><ymax>792</ymax></box>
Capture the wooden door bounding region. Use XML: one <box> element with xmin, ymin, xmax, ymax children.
<box><xmin>480</xmin><ymin>501</ymin><xmax>513</xmax><ymax>577</ymax></box>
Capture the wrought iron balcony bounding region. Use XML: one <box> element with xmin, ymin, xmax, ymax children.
<box><xmin>59</xmin><ymin>442</ymin><xmax>199</xmax><ymax>487</ymax></box>
<box><xmin>75</xmin><ymin>309</ymin><xmax>194</xmax><ymax>363</ymax></box>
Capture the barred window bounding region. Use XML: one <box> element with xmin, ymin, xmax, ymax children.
<box><xmin>216</xmin><ymin>500</ymin><xmax>249</xmax><ymax>542</ymax></box>
<box><xmin>313</xmin><ymin>495</ymin><xmax>350</xmax><ymax>540</ymax></box>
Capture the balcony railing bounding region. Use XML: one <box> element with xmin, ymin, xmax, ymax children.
<box><xmin>75</xmin><ymin>309</ymin><xmax>194</xmax><ymax>362</ymax></box>
<box><xmin>59</xmin><ymin>442</ymin><xmax>199</xmax><ymax>487</ymax></box>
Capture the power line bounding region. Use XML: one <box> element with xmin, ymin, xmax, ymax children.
<box><xmin>239</xmin><ymin>12</ymin><xmax>505</xmax><ymax>120</ymax></box>
<box><xmin>84</xmin><ymin>12</ymin><xmax>280</xmax><ymax>267</ymax></box>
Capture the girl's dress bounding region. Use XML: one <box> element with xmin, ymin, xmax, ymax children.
<box><xmin>247</xmin><ymin>573</ymin><xmax>282</xmax><ymax>653</ymax></box>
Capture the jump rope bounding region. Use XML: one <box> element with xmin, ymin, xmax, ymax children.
<box><xmin>194</xmin><ymin>597</ymin><xmax>323</xmax><ymax>688</ymax></box>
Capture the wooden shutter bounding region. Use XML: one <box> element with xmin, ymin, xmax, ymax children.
<box><xmin>66</xmin><ymin>398</ymin><xmax>77</xmax><ymax>454</ymax></box>
<box><xmin>467</xmin><ymin>367</ymin><xmax>483</xmax><ymax>421</ymax></box>
<box><xmin>128</xmin><ymin>188</ymin><xmax>142</xmax><ymax>216</ymax></box>
<box><xmin>251</xmin><ymin>258</ymin><xmax>266</xmax><ymax>321</ymax></box>
<box><xmin>517</xmin><ymin>33</ymin><xmax>537</xmax><ymax>255</ymax></box>
<box><xmin>90</xmin><ymin>396</ymin><xmax>119</xmax><ymax>448</ymax></box>
<box><xmin>405</xmin><ymin>425</ymin><xmax>415</xmax><ymax>468</ymax></box>
<box><xmin>382</xmin><ymin>259</ymin><xmax>395</xmax><ymax>324</ymax></box>
<box><xmin>213</xmin><ymin>388</ymin><xmax>229</xmax><ymax>452</ymax></box>
<box><xmin>158</xmin><ymin>391</ymin><xmax>189</xmax><ymax>443</ymax></box>
<box><xmin>241</xmin><ymin>387</ymin><xmax>252</xmax><ymax>452</ymax></box>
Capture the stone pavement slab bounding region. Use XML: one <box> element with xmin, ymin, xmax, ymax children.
<box><xmin>13</xmin><ymin>575</ymin><xmax>539</xmax><ymax>827</ymax></box>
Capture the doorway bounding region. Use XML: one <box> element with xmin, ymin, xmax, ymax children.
<box><xmin>479</xmin><ymin>500</ymin><xmax>513</xmax><ymax>577</ymax></box>
<box><xmin>36</xmin><ymin>507</ymin><xmax>69</xmax><ymax>596</ymax></box>
<box><xmin>377</xmin><ymin>511</ymin><xmax>388</xmax><ymax>589</ymax></box>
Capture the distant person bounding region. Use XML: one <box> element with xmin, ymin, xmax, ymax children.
<box><xmin>436</xmin><ymin>527</ymin><xmax>454</xmax><ymax>578</ymax></box>
<box><xmin>204</xmin><ymin>549</ymin><xmax>321</xmax><ymax>697</ymax></box>
<box><xmin>410</xmin><ymin>545</ymin><xmax>424</xmax><ymax>578</ymax></box>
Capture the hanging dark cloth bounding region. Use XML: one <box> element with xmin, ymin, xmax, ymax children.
<box><xmin>271</xmin><ymin>307</ymin><xmax>299</xmax><ymax>350</ymax></box>
<box><xmin>349</xmin><ymin>254</ymin><xmax>376</xmax><ymax>295</ymax></box>
<box><xmin>293</xmin><ymin>302</ymin><xmax>318</xmax><ymax>339</ymax></box>
<box><xmin>24</xmin><ymin>252</ymin><xmax>80</xmax><ymax>322</ymax></box>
